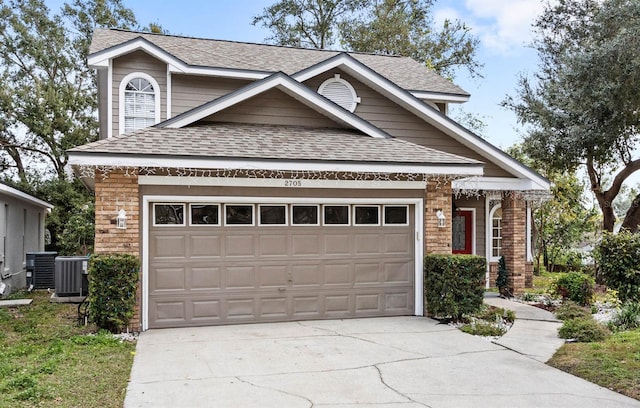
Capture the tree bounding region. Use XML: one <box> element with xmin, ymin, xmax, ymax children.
<box><xmin>253</xmin><ymin>0</ymin><xmax>481</xmax><ymax>79</ymax></box>
<box><xmin>503</xmin><ymin>0</ymin><xmax>640</xmax><ymax>233</ymax></box>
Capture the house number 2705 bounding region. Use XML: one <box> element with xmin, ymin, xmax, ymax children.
<box><xmin>284</xmin><ymin>180</ymin><xmax>302</xmax><ymax>187</ymax></box>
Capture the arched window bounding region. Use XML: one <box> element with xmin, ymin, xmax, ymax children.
<box><xmin>119</xmin><ymin>73</ymin><xmax>160</xmax><ymax>134</ymax></box>
<box><xmin>318</xmin><ymin>74</ymin><xmax>361</xmax><ymax>112</ymax></box>
<box><xmin>490</xmin><ymin>206</ymin><xmax>502</xmax><ymax>259</ymax></box>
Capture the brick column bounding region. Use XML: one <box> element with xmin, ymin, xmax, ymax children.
<box><xmin>501</xmin><ymin>192</ymin><xmax>526</xmax><ymax>294</ymax></box>
<box><xmin>425</xmin><ymin>179</ymin><xmax>452</xmax><ymax>255</ymax></box>
<box><xmin>94</xmin><ymin>168</ymin><xmax>141</xmax><ymax>329</ymax></box>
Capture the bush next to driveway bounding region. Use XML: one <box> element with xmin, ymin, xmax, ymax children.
<box><xmin>424</xmin><ymin>254</ymin><xmax>486</xmax><ymax>319</ymax></box>
<box><xmin>598</xmin><ymin>232</ymin><xmax>640</xmax><ymax>303</ymax></box>
<box><xmin>89</xmin><ymin>254</ymin><xmax>140</xmax><ymax>333</ymax></box>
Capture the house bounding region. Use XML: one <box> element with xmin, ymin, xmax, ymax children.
<box><xmin>0</xmin><ymin>183</ymin><xmax>53</xmax><ymax>297</ymax></box>
<box><xmin>68</xmin><ymin>29</ymin><xmax>551</xmax><ymax>330</ymax></box>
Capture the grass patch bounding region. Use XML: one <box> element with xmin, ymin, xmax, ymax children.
<box><xmin>0</xmin><ymin>291</ymin><xmax>135</xmax><ymax>408</ymax></box>
<box><xmin>457</xmin><ymin>305</ymin><xmax>514</xmax><ymax>337</ymax></box>
<box><xmin>549</xmin><ymin>328</ymin><xmax>640</xmax><ymax>400</ymax></box>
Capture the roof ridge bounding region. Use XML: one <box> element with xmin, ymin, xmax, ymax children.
<box><xmin>96</xmin><ymin>28</ymin><xmax>409</xmax><ymax>60</ymax></box>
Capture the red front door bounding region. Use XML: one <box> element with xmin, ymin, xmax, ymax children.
<box><xmin>452</xmin><ymin>210</ymin><xmax>473</xmax><ymax>254</ymax></box>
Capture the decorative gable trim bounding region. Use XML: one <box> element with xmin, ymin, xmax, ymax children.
<box><xmin>292</xmin><ymin>53</ymin><xmax>550</xmax><ymax>190</ymax></box>
<box><xmin>157</xmin><ymin>72</ymin><xmax>390</xmax><ymax>139</ymax></box>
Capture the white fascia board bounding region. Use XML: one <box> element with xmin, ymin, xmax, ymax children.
<box><xmin>162</xmin><ymin>74</ymin><xmax>389</xmax><ymax>139</ymax></box>
<box><xmin>0</xmin><ymin>184</ymin><xmax>53</xmax><ymax>210</ymax></box>
<box><xmin>139</xmin><ymin>175</ymin><xmax>427</xmax><ymax>190</ymax></box>
<box><xmin>410</xmin><ymin>91</ymin><xmax>469</xmax><ymax>103</ymax></box>
<box><xmin>294</xmin><ymin>56</ymin><xmax>550</xmax><ymax>189</ymax></box>
<box><xmin>68</xmin><ymin>153</ymin><xmax>483</xmax><ymax>176</ymax></box>
<box><xmin>453</xmin><ymin>176</ymin><xmax>548</xmax><ymax>191</ymax></box>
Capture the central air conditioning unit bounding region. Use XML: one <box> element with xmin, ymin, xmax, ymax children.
<box><xmin>26</xmin><ymin>251</ymin><xmax>57</xmax><ymax>289</ymax></box>
<box><xmin>54</xmin><ymin>256</ymin><xmax>89</xmax><ymax>297</ymax></box>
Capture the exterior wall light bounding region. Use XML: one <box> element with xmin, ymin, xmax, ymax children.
<box><xmin>436</xmin><ymin>209</ymin><xmax>446</xmax><ymax>228</ymax></box>
<box><xmin>116</xmin><ymin>209</ymin><xmax>127</xmax><ymax>230</ymax></box>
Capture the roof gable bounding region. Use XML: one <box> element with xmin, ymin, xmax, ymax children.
<box><xmin>158</xmin><ymin>72</ymin><xmax>390</xmax><ymax>139</ymax></box>
<box><xmin>0</xmin><ymin>183</ymin><xmax>53</xmax><ymax>210</ymax></box>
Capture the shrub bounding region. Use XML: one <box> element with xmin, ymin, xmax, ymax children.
<box><xmin>496</xmin><ymin>256</ymin><xmax>509</xmax><ymax>296</ymax></box>
<box><xmin>552</xmin><ymin>272</ymin><xmax>595</xmax><ymax>306</ymax></box>
<box><xmin>608</xmin><ymin>302</ymin><xmax>640</xmax><ymax>332</ymax></box>
<box><xmin>88</xmin><ymin>254</ymin><xmax>140</xmax><ymax>333</ymax></box>
<box><xmin>424</xmin><ymin>254</ymin><xmax>486</xmax><ymax>320</ymax></box>
<box><xmin>558</xmin><ymin>317</ymin><xmax>609</xmax><ymax>342</ymax></box>
<box><xmin>460</xmin><ymin>321</ymin><xmax>506</xmax><ymax>337</ymax></box>
<box><xmin>597</xmin><ymin>232</ymin><xmax>640</xmax><ymax>303</ymax></box>
<box><xmin>555</xmin><ymin>301</ymin><xmax>591</xmax><ymax>321</ymax></box>
<box><xmin>473</xmin><ymin>305</ymin><xmax>516</xmax><ymax>323</ymax></box>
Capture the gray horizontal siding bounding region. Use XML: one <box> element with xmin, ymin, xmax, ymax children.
<box><xmin>171</xmin><ymin>75</ymin><xmax>252</xmax><ymax>117</ymax></box>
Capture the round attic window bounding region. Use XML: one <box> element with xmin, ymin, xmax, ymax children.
<box><xmin>318</xmin><ymin>74</ymin><xmax>361</xmax><ymax>112</ymax></box>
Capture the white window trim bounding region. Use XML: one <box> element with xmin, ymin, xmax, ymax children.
<box><xmin>188</xmin><ymin>203</ymin><xmax>220</xmax><ymax>226</ymax></box>
<box><xmin>118</xmin><ymin>72</ymin><xmax>161</xmax><ymax>135</ymax></box>
<box><xmin>383</xmin><ymin>205</ymin><xmax>409</xmax><ymax>226</ymax></box>
<box><xmin>353</xmin><ymin>205</ymin><xmax>381</xmax><ymax>226</ymax></box>
<box><xmin>153</xmin><ymin>203</ymin><xmax>186</xmax><ymax>227</ymax></box>
<box><xmin>257</xmin><ymin>204</ymin><xmax>288</xmax><ymax>226</ymax></box>
<box><xmin>322</xmin><ymin>204</ymin><xmax>351</xmax><ymax>226</ymax></box>
<box><xmin>223</xmin><ymin>204</ymin><xmax>255</xmax><ymax>226</ymax></box>
<box><xmin>317</xmin><ymin>73</ymin><xmax>361</xmax><ymax>112</ymax></box>
<box><xmin>488</xmin><ymin>204</ymin><xmax>502</xmax><ymax>262</ymax></box>
<box><xmin>291</xmin><ymin>204</ymin><xmax>320</xmax><ymax>226</ymax></box>
<box><xmin>453</xmin><ymin>207</ymin><xmax>476</xmax><ymax>255</ymax></box>
<box><xmin>141</xmin><ymin>196</ymin><xmax>424</xmax><ymax>330</ymax></box>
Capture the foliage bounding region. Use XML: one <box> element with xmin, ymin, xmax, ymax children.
<box><xmin>608</xmin><ymin>302</ymin><xmax>640</xmax><ymax>332</ymax></box>
<box><xmin>555</xmin><ymin>301</ymin><xmax>592</xmax><ymax>321</ymax></box>
<box><xmin>0</xmin><ymin>291</ymin><xmax>134</xmax><ymax>407</ymax></box>
<box><xmin>496</xmin><ymin>256</ymin><xmax>508</xmax><ymax>294</ymax></box>
<box><xmin>558</xmin><ymin>317</ymin><xmax>610</xmax><ymax>342</ymax></box>
<box><xmin>597</xmin><ymin>232</ymin><xmax>640</xmax><ymax>303</ymax></box>
<box><xmin>424</xmin><ymin>254</ymin><xmax>485</xmax><ymax>319</ymax></box>
<box><xmin>549</xmin><ymin>328</ymin><xmax>640</xmax><ymax>400</ymax></box>
<box><xmin>89</xmin><ymin>254</ymin><xmax>140</xmax><ymax>333</ymax></box>
<box><xmin>253</xmin><ymin>0</ymin><xmax>481</xmax><ymax>79</ymax></box>
<box><xmin>503</xmin><ymin>0</ymin><xmax>640</xmax><ymax>232</ymax></box>
<box><xmin>507</xmin><ymin>145</ymin><xmax>598</xmax><ymax>274</ymax></box>
<box><xmin>551</xmin><ymin>272</ymin><xmax>595</xmax><ymax>306</ymax></box>
<box><xmin>460</xmin><ymin>321</ymin><xmax>506</xmax><ymax>337</ymax></box>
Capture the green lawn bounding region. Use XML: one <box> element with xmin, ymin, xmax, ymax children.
<box><xmin>0</xmin><ymin>291</ymin><xmax>135</xmax><ymax>407</ymax></box>
<box><xmin>548</xmin><ymin>328</ymin><xmax>640</xmax><ymax>400</ymax></box>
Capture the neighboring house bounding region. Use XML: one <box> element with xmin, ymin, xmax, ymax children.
<box><xmin>0</xmin><ymin>183</ymin><xmax>53</xmax><ymax>297</ymax></box>
<box><xmin>68</xmin><ymin>29</ymin><xmax>551</xmax><ymax>330</ymax></box>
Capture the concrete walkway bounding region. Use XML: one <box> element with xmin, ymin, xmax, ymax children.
<box><xmin>125</xmin><ymin>315</ymin><xmax>639</xmax><ymax>408</ymax></box>
<box><xmin>484</xmin><ymin>292</ymin><xmax>565</xmax><ymax>362</ymax></box>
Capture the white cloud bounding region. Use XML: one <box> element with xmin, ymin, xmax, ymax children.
<box><xmin>463</xmin><ymin>0</ymin><xmax>546</xmax><ymax>54</ymax></box>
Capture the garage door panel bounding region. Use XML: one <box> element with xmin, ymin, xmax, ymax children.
<box><xmin>226</xmin><ymin>298</ymin><xmax>256</xmax><ymax>318</ymax></box>
<box><xmin>190</xmin><ymin>235</ymin><xmax>222</xmax><ymax>257</ymax></box>
<box><xmin>190</xmin><ymin>266</ymin><xmax>222</xmax><ymax>290</ymax></box>
<box><xmin>384</xmin><ymin>262</ymin><xmax>412</xmax><ymax>283</ymax></box>
<box><xmin>385</xmin><ymin>292</ymin><xmax>412</xmax><ymax>311</ymax></box>
<box><xmin>153</xmin><ymin>267</ymin><xmax>186</xmax><ymax>291</ymax></box>
<box><xmin>324</xmin><ymin>234</ymin><xmax>351</xmax><ymax>255</ymax></box>
<box><xmin>354</xmin><ymin>263</ymin><xmax>381</xmax><ymax>284</ymax></box>
<box><xmin>192</xmin><ymin>299</ymin><xmax>221</xmax><ymax>320</ymax></box>
<box><xmin>291</xmin><ymin>264</ymin><xmax>321</xmax><ymax>286</ymax></box>
<box><xmin>152</xmin><ymin>235</ymin><xmax>186</xmax><ymax>258</ymax></box>
<box><xmin>354</xmin><ymin>234</ymin><xmax>381</xmax><ymax>254</ymax></box>
<box><xmin>292</xmin><ymin>296</ymin><xmax>321</xmax><ymax>315</ymax></box>
<box><xmin>259</xmin><ymin>265</ymin><xmax>289</xmax><ymax>287</ymax></box>
<box><xmin>325</xmin><ymin>295</ymin><xmax>351</xmax><ymax>314</ymax></box>
<box><xmin>292</xmin><ymin>234</ymin><xmax>321</xmax><ymax>255</ymax></box>
<box><xmin>226</xmin><ymin>235</ymin><xmax>256</xmax><ymax>257</ymax></box>
<box><xmin>323</xmin><ymin>263</ymin><xmax>352</xmax><ymax>285</ymax></box>
<box><xmin>153</xmin><ymin>300</ymin><xmax>186</xmax><ymax>322</ymax></box>
<box><xmin>383</xmin><ymin>233</ymin><xmax>411</xmax><ymax>254</ymax></box>
<box><xmin>355</xmin><ymin>293</ymin><xmax>381</xmax><ymax>311</ymax></box>
<box><xmin>259</xmin><ymin>297</ymin><xmax>289</xmax><ymax>317</ymax></box>
<box><xmin>259</xmin><ymin>234</ymin><xmax>290</xmax><ymax>256</ymax></box>
<box><xmin>226</xmin><ymin>266</ymin><xmax>256</xmax><ymax>289</ymax></box>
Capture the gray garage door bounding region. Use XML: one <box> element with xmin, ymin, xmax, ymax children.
<box><xmin>147</xmin><ymin>202</ymin><xmax>415</xmax><ymax>328</ymax></box>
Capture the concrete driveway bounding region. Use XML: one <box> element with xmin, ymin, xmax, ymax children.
<box><xmin>124</xmin><ymin>317</ymin><xmax>639</xmax><ymax>407</ymax></box>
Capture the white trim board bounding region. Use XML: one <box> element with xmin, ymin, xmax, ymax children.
<box><xmin>140</xmin><ymin>195</ymin><xmax>424</xmax><ymax>331</ymax></box>
<box><xmin>138</xmin><ymin>176</ymin><xmax>427</xmax><ymax>190</ymax></box>
<box><xmin>0</xmin><ymin>184</ymin><xmax>53</xmax><ymax>210</ymax></box>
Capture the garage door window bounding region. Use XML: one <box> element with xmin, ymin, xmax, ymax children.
<box><xmin>323</xmin><ymin>205</ymin><xmax>350</xmax><ymax>225</ymax></box>
<box><xmin>225</xmin><ymin>204</ymin><xmax>254</xmax><ymax>225</ymax></box>
<box><xmin>354</xmin><ymin>205</ymin><xmax>380</xmax><ymax>225</ymax></box>
<box><xmin>154</xmin><ymin>204</ymin><xmax>185</xmax><ymax>226</ymax></box>
<box><xmin>383</xmin><ymin>205</ymin><xmax>408</xmax><ymax>225</ymax></box>
<box><xmin>259</xmin><ymin>205</ymin><xmax>287</xmax><ymax>225</ymax></box>
<box><xmin>292</xmin><ymin>205</ymin><xmax>319</xmax><ymax>225</ymax></box>
<box><xmin>190</xmin><ymin>204</ymin><xmax>219</xmax><ymax>225</ymax></box>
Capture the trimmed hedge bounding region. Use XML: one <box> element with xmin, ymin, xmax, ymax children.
<box><xmin>598</xmin><ymin>232</ymin><xmax>640</xmax><ymax>303</ymax></box>
<box><xmin>424</xmin><ymin>254</ymin><xmax>486</xmax><ymax>320</ymax></box>
<box><xmin>552</xmin><ymin>272</ymin><xmax>595</xmax><ymax>306</ymax></box>
<box><xmin>88</xmin><ymin>254</ymin><xmax>140</xmax><ymax>333</ymax></box>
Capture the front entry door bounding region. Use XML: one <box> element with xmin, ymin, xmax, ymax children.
<box><xmin>452</xmin><ymin>210</ymin><xmax>473</xmax><ymax>254</ymax></box>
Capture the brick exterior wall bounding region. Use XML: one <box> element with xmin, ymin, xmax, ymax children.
<box><xmin>94</xmin><ymin>168</ymin><xmax>141</xmax><ymax>330</ymax></box>
<box><xmin>501</xmin><ymin>192</ymin><xmax>527</xmax><ymax>294</ymax></box>
<box><xmin>488</xmin><ymin>261</ymin><xmax>533</xmax><ymax>289</ymax></box>
<box><xmin>424</xmin><ymin>179</ymin><xmax>452</xmax><ymax>255</ymax></box>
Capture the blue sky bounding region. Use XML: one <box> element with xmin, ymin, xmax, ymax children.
<box><xmin>49</xmin><ymin>0</ymin><xmax>545</xmax><ymax>149</ymax></box>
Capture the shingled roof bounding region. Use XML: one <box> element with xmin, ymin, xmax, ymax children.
<box><xmin>69</xmin><ymin>123</ymin><xmax>482</xmax><ymax>167</ymax></box>
<box><xmin>90</xmin><ymin>28</ymin><xmax>468</xmax><ymax>97</ymax></box>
